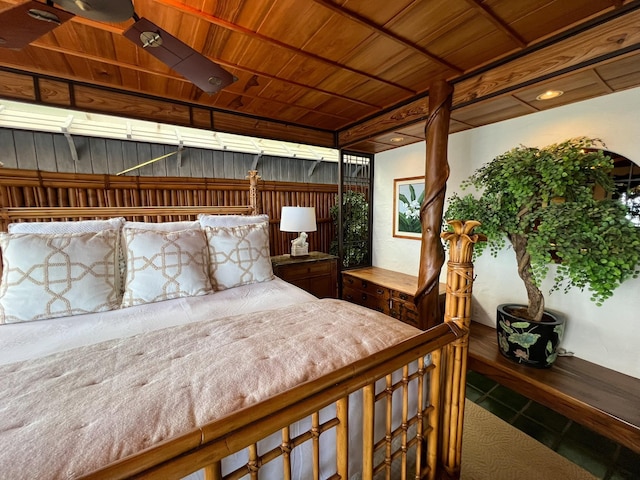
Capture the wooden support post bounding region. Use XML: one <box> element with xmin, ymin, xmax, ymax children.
<box><xmin>415</xmin><ymin>80</ymin><xmax>453</xmax><ymax>330</ymax></box>
<box><xmin>247</xmin><ymin>170</ymin><xmax>260</xmax><ymax>214</ymax></box>
<box><xmin>438</xmin><ymin>220</ymin><xmax>486</xmax><ymax>479</ymax></box>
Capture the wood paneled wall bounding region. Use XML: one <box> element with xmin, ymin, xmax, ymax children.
<box><xmin>0</xmin><ymin>168</ymin><xmax>338</xmax><ymax>257</ymax></box>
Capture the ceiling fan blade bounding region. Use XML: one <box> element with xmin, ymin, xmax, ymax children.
<box><xmin>0</xmin><ymin>1</ymin><xmax>74</xmax><ymax>50</ymax></box>
<box><xmin>124</xmin><ymin>17</ymin><xmax>237</xmax><ymax>95</ymax></box>
<box><xmin>53</xmin><ymin>0</ymin><xmax>133</xmax><ymax>22</ymax></box>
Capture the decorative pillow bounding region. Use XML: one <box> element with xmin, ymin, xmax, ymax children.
<box><xmin>9</xmin><ymin>217</ymin><xmax>127</xmax><ymax>290</ymax></box>
<box><xmin>199</xmin><ymin>214</ymin><xmax>269</xmax><ymax>228</ymax></box>
<box><xmin>204</xmin><ymin>222</ymin><xmax>274</xmax><ymax>291</ymax></box>
<box><xmin>0</xmin><ymin>230</ymin><xmax>120</xmax><ymax>324</ymax></box>
<box><xmin>122</xmin><ymin>220</ymin><xmax>200</xmax><ymax>232</ymax></box>
<box><xmin>8</xmin><ymin>217</ymin><xmax>125</xmax><ymax>234</ymax></box>
<box><xmin>121</xmin><ymin>228</ymin><xmax>212</xmax><ymax>308</ymax></box>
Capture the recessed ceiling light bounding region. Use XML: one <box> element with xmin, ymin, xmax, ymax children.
<box><xmin>536</xmin><ymin>90</ymin><xmax>564</xmax><ymax>101</ymax></box>
<box><xmin>389</xmin><ymin>136</ymin><xmax>404</xmax><ymax>143</ymax></box>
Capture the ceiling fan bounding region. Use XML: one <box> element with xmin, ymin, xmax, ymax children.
<box><xmin>0</xmin><ymin>0</ymin><xmax>237</xmax><ymax>94</ymax></box>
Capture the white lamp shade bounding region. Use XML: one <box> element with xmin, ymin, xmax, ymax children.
<box><xmin>280</xmin><ymin>207</ymin><xmax>317</xmax><ymax>232</ymax></box>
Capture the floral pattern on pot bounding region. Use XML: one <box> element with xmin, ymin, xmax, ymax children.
<box><xmin>496</xmin><ymin>304</ymin><xmax>565</xmax><ymax>368</ymax></box>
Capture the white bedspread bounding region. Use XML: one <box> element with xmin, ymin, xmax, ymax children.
<box><xmin>0</xmin><ymin>288</ymin><xmax>420</xmax><ymax>479</ymax></box>
<box><xmin>0</xmin><ymin>277</ymin><xmax>315</xmax><ymax>365</ymax></box>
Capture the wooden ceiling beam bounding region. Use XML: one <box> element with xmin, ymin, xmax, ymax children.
<box><xmin>310</xmin><ymin>0</ymin><xmax>463</xmax><ymax>74</ymax></box>
<box><xmin>5</xmin><ymin>42</ymin><xmax>355</xmax><ymax>123</ymax></box>
<box><xmin>588</xmin><ymin>68</ymin><xmax>614</xmax><ymax>93</ymax></box>
<box><xmin>28</xmin><ymin>34</ymin><xmax>381</xmax><ymax>110</ymax></box>
<box><xmin>339</xmin><ymin>9</ymin><xmax>640</xmax><ymax>148</ymax></box>
<box><xmin>509</xmin><ymin>95</ymin><xmax>541</xmax><ymax>113</ymax></box>
<box><xmin>154</xmin><ymin>0</ymin><xmax>416</xmax><ymax>95</ymax></box>
<box><xmin>461</xmin><ymin>0</ymin><xmax>527</xmax><ymax>48</ymax></box>
<box><xmin>0</xmin><ymin>0</ymin><xmax>392</xmax><ymax>109</ymax></box>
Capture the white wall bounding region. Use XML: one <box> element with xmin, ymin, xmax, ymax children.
<box><xmin>373</xmin><ymin>87</ymin><xmax>640</xmax><ymax>379</ymax></box>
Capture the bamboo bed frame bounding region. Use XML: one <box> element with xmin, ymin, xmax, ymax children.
<box><xmin>0</xmin><ymin>168</ymin><xmax>482</xmax><ymax>480</ymax></box>
<box><xmin>0</xmin><ymin>84</ymin><xmax>482</xmax><ymax>479</ymax></box>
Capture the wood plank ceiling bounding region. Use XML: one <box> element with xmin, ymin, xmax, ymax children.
<box><xmin>0</xmin><ymin>0</ymin><xmax>639</xmax><ymax>154</ymax></box>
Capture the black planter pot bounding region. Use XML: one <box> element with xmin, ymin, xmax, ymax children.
<box><xmin>496</xmin><ymin>304</ymin><xmax>565</xmax><ymax>368</ymax></box>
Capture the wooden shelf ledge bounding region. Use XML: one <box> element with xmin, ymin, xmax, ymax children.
<box><xmin>468</xmin><ymin>321</ymin><xmax>640</xmax><ymax>454</ymax></box>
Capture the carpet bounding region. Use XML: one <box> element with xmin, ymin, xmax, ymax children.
<box><xmin>461</xmin><ymin>401</ymin><xmax>597</xmax><ymax>480</ymax></box>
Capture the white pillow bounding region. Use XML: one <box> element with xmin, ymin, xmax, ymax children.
<box><xmin>123</xmin><ymin>220</ymin><xmax>200</xmax><ymax>232</ymax></box>
<box><xmin>121</xmin><ymin>228</ymin><xmax>212</xmax><ymax>308</ymax></box>
<box><xmin>8</xmin><ymin>217</ymin><xmax>127</xmax><ymax>290</ymax></box>
<box><xmin>199</xmin><ymin>214</ymin><xmax>269</xmax><ymax>228</ymax></box>
<box><xmin>205</xmin><ymin>222</ymin><xmax>274</xmax><ymax>291</ymax></box>
<box><xmin>0</xmin><ymin>230</ymin><xmax>121</xmax><ymax>324</ymax></box>
<box><xmin>8</xmin><ymin>217</ymin><xmax>124</xmax><ymax>234</ymax></box>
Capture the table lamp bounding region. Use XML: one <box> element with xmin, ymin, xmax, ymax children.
<box><xmin>280</xmin><ymin>206</ymin><xmax>317</xmax><ymax>256</ymax></box>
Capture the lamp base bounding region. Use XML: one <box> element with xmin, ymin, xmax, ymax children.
<box><xmin>291</xmin><ymin>245</ymin><xmax>309</xmax><ymax>257</ymax></box>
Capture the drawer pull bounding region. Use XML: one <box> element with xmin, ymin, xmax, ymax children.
<box><xmin>361</xmin><ymin>293</ymin><xmax>368</xmax><ymax>301</ymax></box>
<box><xmin>399</xmin><ymin>293</ymin><xmax>408</xmax><ymax>300</ymax></box>
<box><xmin>376</xmin><ymin>288</ymin><xmax>384</xmax><ymax>295</ymax></box>
<box><xmin>361</xmin><ymin>281</ymin><xmax>368</xmax><ymax>288</ymax></box>
<box><xmin>345</xmin><ymin>277</ymin><xmax>353</xmax><ymax>285</ymax></box>
<box><xmin>345</xmin><ymin>294</ymin><xmax>353</xmax><ymax>301</ymax></box>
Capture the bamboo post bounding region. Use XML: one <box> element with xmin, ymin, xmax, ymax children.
<box><xmin>415</xmin><ymin>79</ymin><xmax>453</xmax><ymax>330</ymax></box>
<box><xmin>336</xmin><ymin>397</ymin><xmax>349</xmax><ymax>479</ymax></box>
<box><xmin>438</xmin><ymin>220</ymin><xmax>486</xmax><ymax>479</ymax></box>
<box><xmin>247</xmin><ymin>170</ymin><xmax>260</xmax><ymax>214</ymax></box>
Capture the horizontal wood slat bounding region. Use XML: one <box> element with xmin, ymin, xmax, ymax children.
<box><xmin>0</xmin><ymin>168</ymin><xmax>340</xmax><ymax>257</ymax></box>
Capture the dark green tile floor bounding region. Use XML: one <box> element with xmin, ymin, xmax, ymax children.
<box><xmin>466</xmin><ymin>370</ymin><xmax>640</xmax><ymax>479</ymax></box>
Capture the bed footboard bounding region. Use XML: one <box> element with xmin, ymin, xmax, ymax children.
<box><xmin>86</xmin><ymin>324</ymin><xmax>462</xmax><ymax>480</ymax></box>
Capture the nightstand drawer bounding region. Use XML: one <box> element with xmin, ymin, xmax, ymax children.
<box><xmin>276</xmin><ymin>261</ymin><xmax>333</xmax><ymax>280</ymax></box>
<box><xmin>271</xmin><ymin>252</ymin><xmax>338</xmax><ymax>299</ymax></box>
<box><xmin>390</xmin><ymin>299</ymin><xmax>419</xmax><ymax>327</ymax></box>
<box><xmin>342</xmin><ymin>275</ymin><xmax>389</xmax><ymax>298</ymax></box>
<box><xmin>343</xmin><ymin>286</ymin><xmax>389</xmax><ymax>313</ymax></box>
<box><xmin>391</xmin><ymin>289</ymin><xmax>415</xmax><ymax>303</ymax></box>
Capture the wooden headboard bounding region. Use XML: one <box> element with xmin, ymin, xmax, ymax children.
<box><xmin>0</xmin><ymin>169</ymin><xmax>260</xmax><ymax>230</ymax></box>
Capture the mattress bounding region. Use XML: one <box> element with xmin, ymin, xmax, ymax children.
<box><xmin>0</xmin><ymin>277</ymin><xmax>315</xmax><ymax>365</ymax></box>
<box><xmin>0</xmin><ymin>279</ymin><xmax>422</xmax><ymax>479</ymax></box>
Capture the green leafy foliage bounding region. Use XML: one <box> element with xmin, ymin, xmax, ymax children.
<box><xmin>445</xmin><ymin>137</ymin><xmax>640</xmax><ymax>311</ymax></box>
<box><xmin>330</xmin><ymin>190</ymin><xmax>369</xmax><ymax>268</ymax></box>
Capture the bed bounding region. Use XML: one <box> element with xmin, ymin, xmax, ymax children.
<box><xmin>0</xmin><ymin>169</ymin><xmax>482</xmax><ymax>480</ymax></box>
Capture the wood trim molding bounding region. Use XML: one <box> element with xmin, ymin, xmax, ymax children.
<box><xmin>452</xmin><ymin>8</ymin><xmax>640</xmax><ymax>106</ymax></box>
<box><xmin>338</xmin><ymin>8</ymin><xmax>640</xmax><ymax>148</ymax></box>
<box><xmin>0</xmin><ymin>68</ymin><xmax>336</xmax><ymax>148</ymax></box>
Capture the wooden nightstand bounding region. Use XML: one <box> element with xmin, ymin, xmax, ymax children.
<box><xmin>342</xmin><ymin>266</ymin><xmax>446</xmax><ymax>330</ymax></box>
<box><xmin>271</xmin><ymin>252</ymin><xmax>338</xmax><ymax>299</ymax></box>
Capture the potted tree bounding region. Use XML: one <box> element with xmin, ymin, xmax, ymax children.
<box><xmin>445</xmin><ymin>137</ymin><xmax>640</xmax><ymax>367</ymax></box>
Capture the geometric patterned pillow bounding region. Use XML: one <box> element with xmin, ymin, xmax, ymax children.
<box><xmin>120</xmin><ymin>220</ymin><xmax>200</xmax><ymax>292</ymax></box>
<box><xmin>0</xmin><ymin>230</ymin><xmax>121</xmax><ymax>324</ymax></box>
<box><xmin>121</xmin><ymin>228</ymin><xmax>212</xmax><ymax>308</ymax></box>
<box><xmin>204</xmin><ymin>222</ymin><xmax>274</xmax><ymax>291</ymax></box>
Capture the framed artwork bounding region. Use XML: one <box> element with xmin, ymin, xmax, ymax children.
<box><xmin>393</xmin><ymin>176</ymin><xmax>425</xmax><ymax>239</ymax></box>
